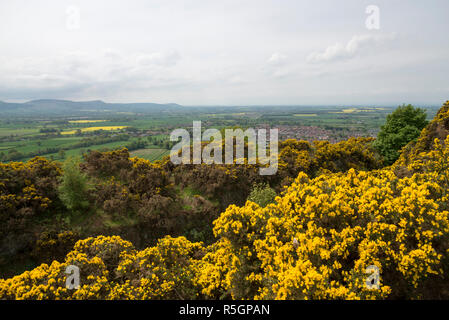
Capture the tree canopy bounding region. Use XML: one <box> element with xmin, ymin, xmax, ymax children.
<box><xmin>374</xmin><ymin>104</ymin><xmax>428</xmax><ymax>165</ymax></box>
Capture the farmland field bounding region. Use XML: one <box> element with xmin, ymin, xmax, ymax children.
<box><xmin>130</xmin><ymin>148</ymin><xmax>171</xmax><ymax>161</ymax></box>
<box><xmin>0</xmin><ymin>104</ymin><xmax>439</xmax><ymax>163</ymax></box>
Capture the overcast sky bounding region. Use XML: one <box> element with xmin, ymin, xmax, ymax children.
<box><xmin>0</xmin><ymin>0</ymin><xmax>448</xmax><ymax>106</ymax></box>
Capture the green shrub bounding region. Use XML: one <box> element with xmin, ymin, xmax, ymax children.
<box><xmin>58</xmin><ymin>157</ymin><xmax>91</xmax><ymax>212</ymax></box>
<box><xmin>247</xmin><ymin>183</ymin><xmax>276</xmax><ymax>207</ymax></box>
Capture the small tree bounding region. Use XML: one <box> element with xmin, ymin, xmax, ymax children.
<box><xmin>58</xmin><ymin>157</ymin><xmax>90</xmax><ymax>212</ymax></box>
<box><xmin>247</xmin><ymin>183</ymin><xmax>277</xmax><ymax>207</ymax></box>
<box><xmin>374</xmin><ymin>104</ymin><xmax>428</xmax><ymax>165</ymax></box>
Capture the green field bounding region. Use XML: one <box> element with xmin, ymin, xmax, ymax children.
<box><xmin>130</xmin><ymin>148</ymin><xmax>171</xmax><ymax>161</ymax></box>
<box><xmin>0</xmin><ymin>104</ymin><xmax>439</xmax><ymax>164</ymax></box>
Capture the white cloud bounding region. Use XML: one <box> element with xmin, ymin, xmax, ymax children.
<box><xmin>0</xmin><ymin>50</ymin><xmax>188</xmax><ymax>100</ymax></box>
<box><xmin>307</xmin><ymin>33</ymin><xmax>396</xmax><ymax>63</ymax></box>
<box><xmin>267</xmin><ymin>52</ymin><xmax>287</xmax><ymax>66</ymax></box>
<box><xmin>136</xmin><ymin>50</ymin><xmax>181</xmax><ymax>67</ymax></box>
<box><xmin>264</xmin><ymin>52</ymin><xmax>292</xmax><ymax>79</ymax></box>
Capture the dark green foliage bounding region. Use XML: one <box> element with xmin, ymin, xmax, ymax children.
<box><xmin>32</xmin><ymin>231</ymin><xmax>80</xmax><ymax>264</ymax></box>
<box><xmin>374</xmin><ymin>104</ymin><xmax>428</xmax><ymax>165</ymax></box>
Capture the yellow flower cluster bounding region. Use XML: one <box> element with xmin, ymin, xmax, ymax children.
<box><xmin>0</xmin><ymin>235</ymin><xmax>205</xmax><ymax>300</ymax></box>
<box><xmin>209</xmin><ymin>166</ymin><xmax>449</xmax><ymax>299</ymax></box>
<box><xmin>3</xmin><ymin>154</ymin><xmax>449</xmax><ymax>299</ymax></box>
<box><xmin>0</xmin><ymin>157</ymin><xmax>61</xmax><ymax>225</ymax></box>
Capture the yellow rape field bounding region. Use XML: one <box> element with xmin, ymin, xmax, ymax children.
<box><xmin>68</xmin><ymin>120</ymin><xmax>108</xmax><ymax>124</ymax></box>
<box><xmin>61</xmin><ymin>126</ymin><xmax>128</xmax><ymax>135</ymax></box>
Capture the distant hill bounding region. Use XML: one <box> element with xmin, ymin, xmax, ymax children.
<box><xmin>0</xmin><ymin>99</ymin><xmax>184</xmax><ymax>116</ymax></box>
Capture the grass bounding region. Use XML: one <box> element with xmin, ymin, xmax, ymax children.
<box><xmin>101</xmin><ymin>210</ymin><xmax>139</xmax><ymax>229</ymax></box>
<box><xmin>38</xmin><ymin>140</ymin><xmax>135</xmax><ymax>160</ymax></box>
<box><xmin>11</xmin><ymin>138</ymin><xmax>147</xmax><ymax>162</ymax></box>
<box><xmin>68</xmin><ymin>120</ymin><xmax>108</xmax><ymax>124</ymax></box>
<box><xmin>130</xmin><ymin>148</ymin><xmax>170</xmax><ymax>162</ymax></box>
<box><xmin>330</xmin><ymin>108</ymin><xmax>380</xmax><ymax>114</ymax></box>
<box><xmin>293</xmin><ymin>113</ymin><xmax>317</xmax><ymax>117</ymax></box>
<box><xmin>0</xmin><ymin>128</ymin><xmax>39</xmax><ymax>137</ymax></box>
<box><xmin>181</xmin><ymin>186</ymin><xmax>202</xmax><ymax>198</ymax></box>
<box><xmin>0</xmin><ymin>137</ymin><xmax>81</xmax><ymax>155</ymax></box>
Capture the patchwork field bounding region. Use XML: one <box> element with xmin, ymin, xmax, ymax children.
<box><xmin>130</xmin><ymin>148</ymin><xmax>171</xmax><ymax>161</ymax></box>
<box><xmin>0</xmin><ymin>105</ymin><xmax>439</xmax><ymax>163</ymax></box>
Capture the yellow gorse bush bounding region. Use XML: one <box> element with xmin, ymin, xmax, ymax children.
<box><xmin>3</xmin><ymin>162</ymin><xmax>449</xmax><ymax>299</ymax></box>
<box><xmin>211</xmin><ymin>167</ymin><xmax>449</xmax><ymax>299</ymax></box>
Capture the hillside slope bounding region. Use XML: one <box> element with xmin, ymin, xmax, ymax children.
<box><xmin>0</xmin><ymin>99</ymin><xmax>184</xmax><ymax>116</ymax></box>
<box><xmin>2</xmin><ymin>101</ymin><xmax>449</xmax><ymax>300</ymax></box>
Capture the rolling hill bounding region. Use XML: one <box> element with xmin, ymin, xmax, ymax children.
<box><xmin>0</xmin><ymin>99</ymin><xmax>184</xmax><ymax>116</ymax></box>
